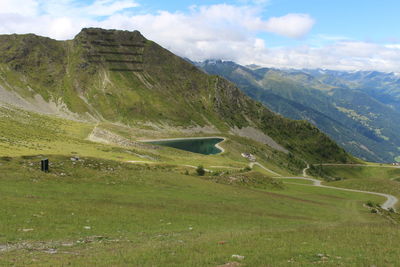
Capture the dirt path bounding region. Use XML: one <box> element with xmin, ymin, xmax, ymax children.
<box><xmin>126</xmin><ymin>157</ymin><xmax>398</xmax><ymax>210</ymax></box>
<box><xmin>249</xmin><ymin>162</ymin><xmax>282</xmax><ymax>177</ymax></box>
<box><xmin>303</xmin><ymin>164</ymin><xmax>310</xmax><ymax>177</ymax></box>
<box><xmin>277</xmin><ymin>165</ymin><xmax>398</xmax><ymax>211</ymax></box>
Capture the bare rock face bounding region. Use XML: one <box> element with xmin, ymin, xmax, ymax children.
<box><xmin>87</xmin><ymin>126</ymin><xmax>157</xmax><ymax>150</ymax></box>
<box><xmin>231</xmin><ymin>126</ymin><xmax>288</xmax><ymax>153</ymax></box>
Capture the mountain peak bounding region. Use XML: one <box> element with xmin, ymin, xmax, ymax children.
<box><xmin>76</xmin><ymin>27</ymin><xmax>145</xmax><ymax>39</ymax></box>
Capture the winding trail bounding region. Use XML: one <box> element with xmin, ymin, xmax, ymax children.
<box><xmin>126</xmin><ymin>152</ymin><xmax>398</xmax><ymax>210</ymax></box>
<box><xmin>249</xmin><ymin>162</ymin><xmax>282</xmax><ymax>177</ymax></box>
<box><xmin>277</xmin><ymin>164</ymin><xmax>398</xmax><ymax>211</ymax></box>
<box><xmin>302</xmin><ymin>164</ymin><xmax>310</xmax><ymax>177</ymax></box>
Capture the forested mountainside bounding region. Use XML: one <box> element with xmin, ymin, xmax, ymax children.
<box><xmin>198</xmin><ymin>60</ymin><xmax>400</xmax><ymax>163</ymax></box>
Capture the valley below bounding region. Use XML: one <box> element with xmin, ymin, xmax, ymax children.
<box><xmin>198</xmin><ymin>60</ymin><xmax>400</xmax><ymax>163</ymax></box>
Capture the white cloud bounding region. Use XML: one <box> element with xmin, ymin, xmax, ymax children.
<box><xmin>37</xmin><ymin>0</ymin><xmax>139</xmax><ymax>18</ymax></box>
<box><xmin>263</xmin><ymin>13</ymin><xmax>315</xmax><ymax>39</ymax></box>
<box><xmin>1</xmin><ymin>1</ymin><xmax>400</xmax><ymax>72</ymax></box>
<box><xmin>237</xmin><ymin>0</ymin><xmax>270</xmax><ymax>6</ymax></box>
<box><xmin>96</xmin><ymin>5</ymin><xmax>315</xmax><ymax>63</ymax></box>
<box><xmin>385</xmin><ymin>44</ymin><xmax>400</xmax><ymax>49</ymax></box>
<box><xmin>243</xmin><ymin>41</ymin><xmax>400</xmax><ymax>72</ymax></box>
<box><xmin>0</xmin><ymin>2</ymin><xmax>313</xmax><ymax>41</ymax></box>
<box><xmin>96</xmin><ymin>8</ymin><xmax>400</xmax><ymax>72</ymax></box>
<box><xmin>47</xmin><ymin>17</ymin><xmax>85</xmax><ymax>40</ymax></box>
<box><xmin>0</xmin><ymin>0</ymin><xmax>139</xmax><ymax>37</ymax></box>
<box><xmin>87</xmin><ymin>0</ymin><xmax>139</xmax><ymax>16</ymax></box>
<box><xmin>0</xmin><ymin>0</ymin><xmax>38</xmax><ymax>16</ymax></box>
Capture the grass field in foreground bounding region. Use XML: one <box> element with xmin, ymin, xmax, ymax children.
<box><xmin>1</xmin><ymin>155</ymin><xmax>399</xmax><ymax>266</ymax></box>
<box><xmin>1</xmin><ymin>106</ymin><xmax>400</xmax><ymax>266</ymax></box>
<box><xmin>280</xmin><ymin>178</ymin><xmax>314</xmax><ymax>185</ymax></box>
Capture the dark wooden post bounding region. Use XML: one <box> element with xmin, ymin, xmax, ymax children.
<box><xmin>41</xmin><ymin>159</ymin><xmax>49</xmax><ymax>172</ymax></box>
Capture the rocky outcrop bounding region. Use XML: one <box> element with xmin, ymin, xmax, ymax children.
<box><xmin>231</xmin><ymin>126</ymin><xmax>288</xmax><ymax>153</ymax></box>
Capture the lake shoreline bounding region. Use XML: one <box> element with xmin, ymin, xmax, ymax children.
<box><xmin>139</xmin><ymin>136</ymin><xmax>226</xmax><ymax>154</ymax></box>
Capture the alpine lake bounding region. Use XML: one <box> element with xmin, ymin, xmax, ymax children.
<box><xmin>146</xmin><ymin>138</ymin><xmax>224</xmax><ymax>155</ymax></box>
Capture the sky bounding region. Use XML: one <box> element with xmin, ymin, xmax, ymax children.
<box><xmin>1</xmin><ymin>0</ymin><xmax>400</xmax><ymax>72</ymax></box>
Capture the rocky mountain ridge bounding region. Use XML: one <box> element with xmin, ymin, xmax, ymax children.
<box><xmin>0</xmin><ymin>28</ymin><xmax>352</xmax><ymax>163</ymax></box>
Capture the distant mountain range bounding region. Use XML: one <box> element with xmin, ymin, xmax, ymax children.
<box><xmin>197</xmin><ymin>60</ymin><xmax>400</xmax><ymax>163</ymax></box>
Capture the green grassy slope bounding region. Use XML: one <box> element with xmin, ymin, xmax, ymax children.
<box><xmin>0</xmin><ymin>104</ymin><xmax>399</xmax><ymax>266</ymax></box>
<box><xmin>2</xmin><ymin>155</ymin><xmax>399</xmax><ymax>266</ymax></box>
<box><xmin>0</xmin><ymin>28</ymin><xmax>353</xmax><ymax>165</ymax></box>
<box><xmin>0</xmin><ymin>105</ymin><xmax>302</xmax><ymax>176</ymax></box>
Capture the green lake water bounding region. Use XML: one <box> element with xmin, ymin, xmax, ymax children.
<box><xmin>148</xmin><ymin>138</ymin><xmax>224</xmax><ymax>155</ymax></box>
